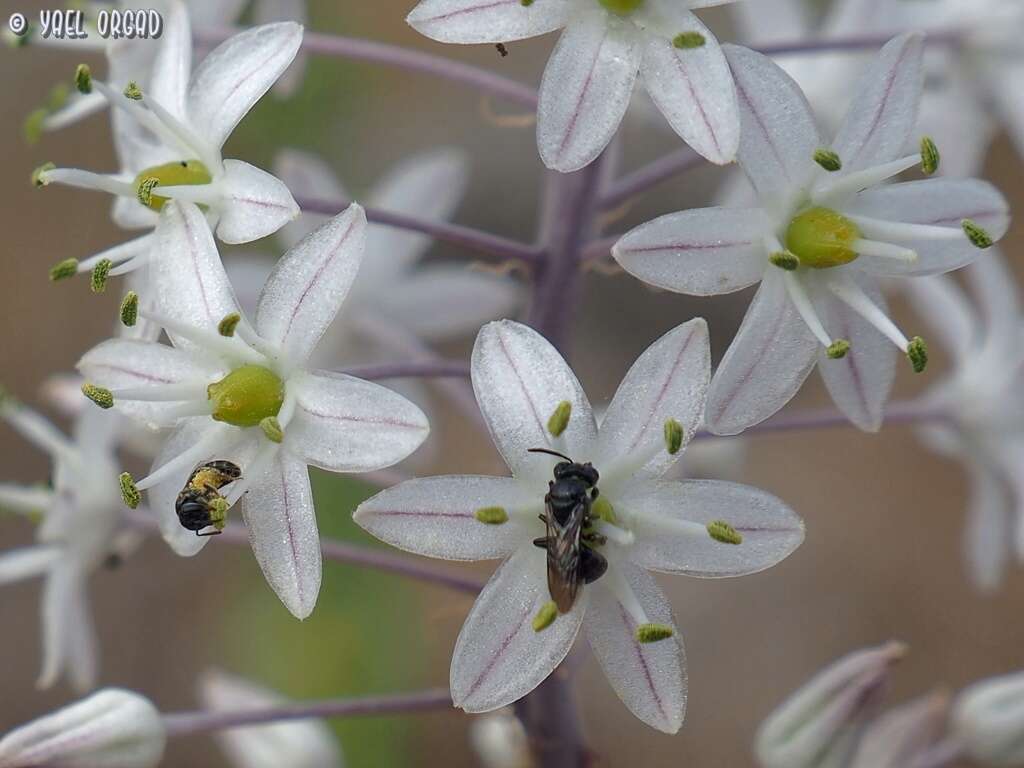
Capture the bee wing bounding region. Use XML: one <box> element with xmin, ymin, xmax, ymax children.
<box><xmin>545</xmin><ymin>501</ymin><xmax>585</xmax><ymax>614</ymax></box>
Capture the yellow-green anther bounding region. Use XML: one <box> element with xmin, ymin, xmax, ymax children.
<box><xmin>260</xmin><ymin>416</ymin><xmax>284</xmax><ymax>443</ymax></box>
<box><xmin>906</xmin><ymin>336</ymin><xmax>928</xmax><ymax>374</ymax></box>
<box><xmin>664</xmin><ymin>418</ymin><xmax>683</xmax><ymax>455</ymax></box>
<box><xmin>120</xmin><ymin>292</ymin><xmax>139</xmax><ymax>327</ymax></box>
<box><xmin>592</xmin><ymin>496</ymin><xmax>617</xmax><ymax>524</ymax></box>
<box><xmin>813</xmin><ymin>148</ymin><xmax>842</xmax><ymax>172</ymax></box>
<box><xmin>962</xmin><ymin>219</ymin><xmax>993</xmax><ymax>249</ymax></box>
<box><xmin>218</xmin><ymin>313</ymin><xmax>241</xmax><ymax>337</ymax></box>
<box><xmin>119</xmin><ymin>472</ymin><xmax>140</xmax><ymax>509</ymax></box>
<box><xmin>90</xmin><ymin>258</ymin><xmax>112</xmax><ymax>293</ymax></box>
<box><xmin>707</xmin><ymin>520</ymin><xmax>742</xmax><ymax>545</ymax></box>
<box><xmin>521</xmin><ymin>0</ymin><xmax>534</xmax><ymax>5</ymax></box>
<box><xmin>123</xmin><ymin>81</ymin><xmax>142</xmax><ymax>100</ymax></box>
<box><xmin>32</xmin><ymin>162</ymin><xmax>55</xmax><ymax>187</ymax></box>
<box><xmin>81</xmin><ymin>383</ymin><xmax>114</xmax><ymax>409</ymax></box>
<box><xmin>826</xmin><ymin>339</ymin><xmax>851</xmax><ymax>359</ymax></box>
<box><xmin>769</xmin><ymin>251</ymin><xmax>800</xmax><ymax>271</ymax></box>
<box><xmin>208</xmin><ymin>365</ymin><xmax>284</xmax><ymax>428</ymax></box>
<box><xmin>49</xmin><ymin>257</ymin><xmax>79</xmax><ymax>282</ymax></box>
<box><xmin>532</xmin><ymin>601</ymin><xmax>558</xmax><ymax>632</ymax></box>
<box><xmin>547</xmin><ymin>400</ymin><xmax>572</xmax><ymax>437</ymax></box>
<box><xmin>24</xmin><ymin>109</ymin><xmax>46</xmax><ymax>144</ymax></box>
<box><xmin>673</xmin><ymin>31</ymin><xmax>705</xmax><ymax>49</ymax></box>
<box><xmin>598</xmin><ymin>0</ymin><xmax>644</xmax><ymax>14</ymax></box>
<box><xmin>635</xmin><ymin>623</ymin><xmax>675</xmax><ymax>643</ymax></box>
<box><xmin>475</xmin><ymin>506</ymin><xmax>509</xmax><ymax>525</ymax></box>
<box><xmin>920</xmin><ymin>136</ymin><xmax>940</xmax><ymax>175</ymax></box>
<box><xmin>208</xmin><ymin>497</ymin><xmax>229</xmax><ymax>529</ymax></box>
<box><xmin>137</xmin><ymin>177</ymin><xmax>159</xmax><ymax>207</ymax></box>
<box><xmin>785</xmin><ymin>206</ymin><xmax>861</xmax><ymax>269</ymax></box>
<box><xmin>74</xmin><ymin>64</ymin><xmax>91</xmax><ymax>94</ymax></box>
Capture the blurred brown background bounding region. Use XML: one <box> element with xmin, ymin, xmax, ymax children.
<box><xmin>1</xmin><ymin>1</ymin><xmax>1022</xmax><ymax>766</ymax></box>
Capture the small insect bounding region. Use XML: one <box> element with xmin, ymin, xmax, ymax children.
<box><xmin>529</xmin><ymin>447</ymin><xmax>608</xmax><ymax>613</ymax></box>
<box><xmin>175</xmin><ymin>460</ymin><xmax>242</xmax><ymax>537</ymax></box>
<box><xmin>495</xmin><ymin>42</ymin><xmax>508</xmax><ymax>57</ymax></box>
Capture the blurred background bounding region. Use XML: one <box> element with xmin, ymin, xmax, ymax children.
<box><xmin>1</xmin><ymin>1</ymin><xmax>1022</xmax><ymax>765</ymax></box>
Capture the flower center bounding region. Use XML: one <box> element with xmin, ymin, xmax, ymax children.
<box><xmin>207</xmin><ymin>365</ymin><xmax>284</xmax><ymax>428</ymax></box>
<box><xmin>133</xmin><ymin>159</ymin><xmax>212</xmax><ymax>212</ymax></box>
<box><xmin>597</xmin><ymin>0</ymin><xmax>644</xmax><ymax>15</ymax></box>
<box><xmin>785</xmin><ymin>206</ymin><xmax>861</xmax><ymax>269</ymax></box>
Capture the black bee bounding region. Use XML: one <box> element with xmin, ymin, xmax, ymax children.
<box><xmin>529</xmin><ymin>448</ymin><xmax>608</xmax><ymax>613</ymax></box>
<box><xmin>175</xmin><ymin>460</ymin><xmax>242</xmax><ymax>536</ymax></box>
<box><xmin>495</xmin><ymin>43</ymin><xmax>509</xmax><ymax>57</ymax></box>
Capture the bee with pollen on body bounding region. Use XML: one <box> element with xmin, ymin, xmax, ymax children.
<box><xmin>175</xmin><ymin>461</ymin><xmax>242</xmax><ymax>537</ymax></box>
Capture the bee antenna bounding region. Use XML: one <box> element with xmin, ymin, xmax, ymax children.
<box><xmin>527</xmin><ymin>447</ymin><xmax>573</xmax><ymax>462</ymax></box>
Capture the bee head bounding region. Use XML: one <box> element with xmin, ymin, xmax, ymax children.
<box><xmin>553</xmin><ymin>461</ymin><xmax>599</xmax><ymax>487</ymax></box>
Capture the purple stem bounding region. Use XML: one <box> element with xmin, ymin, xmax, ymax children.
<box><xmin>296</xmin><ymin>194</ymin><xmax>543</xmax><ymax>266</ymax></box>
<box><xmin>194</xmin><ymin>27</ymin><xmax>538</xmax><ymax>107</ymax></box>
<box><xmin>599</xmin><ymin>146</ymin><xmax>702</xmax><ymax>209</ymax></box>
<box><xmin>163</xmin><ymin>688</ymin><xmax>453</xmax><ymax>736</ymax></box>
<box><xmin>336</xmin><ymin>360</ymin><xmax>471</xmax><ymax>381</ymax></box>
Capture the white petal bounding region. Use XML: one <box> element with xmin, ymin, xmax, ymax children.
<box><xmin>731</xmin><ymin>0</ymin><xmax>811</xmax><ymax>45</ymax></box>
<box><xmin>537</xmin><ymin>15</ymin><xmax>641</xmax><ymax>173</ymax></box>
<box><xmin>639</xmin><ymin>9</ymin><xmax>738</xmax><ymax>164</ymax></box>
<box><xmin>472</xmin><ymin>321</ymin><xmax>597</xmax><ymax>482</ymax></box>
<box><xmin>253</xmin><ymin>0</ymin><xmax>309</xmax><ymax>98</ymax></box>
<box><xmin>0</xmin><ymin>546</ymin><xmax>60</xmax><ymax>586</ymax></box>
<box><xmin>825</xmin><ymin>32</ymin><xmax>924</xmax><ymax>178</ymax></box>
<box><xmin>722</xmin><ymin>43</ymin><xmax>823</xmax><ymax>201</ymax></box>
<box><xmin>242</xmin><ymin>451</ymin><xmax>322</xmax><ymax>620</ymax></box>
<box><xmin>256</xmin><ymin>204</ymin><xmax>368</xmax><ymax>366</ymax></box>
<box><xmin>624</xmin><ymin>479</ymin><xmax>804</xmax><ymax>576</ymax></box>
<box><xmin>286</xmin><ymin>372</ymin><xmax>429</xmax><ymax>473</ymax></box>
<box><xmin>847</xmin><ymin>179</ymin><xmax>1009</xmax><ymax>277</ymax></box>
<box><xmin>964</xmin><ymin>457</ymin><xmax>1012</xmax><ymax>593</ymax></box>
<box><xmin>355</xmin><ymin>475</ymin><xmax>539</xmax><ymax>561</ymax></box>
<box><xmin>585</xmin><ymin>562</ymin><xmax>686</xmax><ymax>733</ymax></box>
<box><xmin>273</xmin><ymin>149</ymin><xmax>349</xmax><ymax>250</ymax></box>
<box><xmin>148</xmin><ymin>0</ymin><xmax>192</xmax><ymax>119</ymax></box>
<box><xmin>451</xmin><ymin>545</ymin><xmax>585</xmax><ymax>712</ymax></box>
<box><xmin>153</xmin><ymin>202</ymin><xmax>242</xmax><ymax>344</ymax></box>
<box><xmin>187</xmin><ymin>22</ymin><xmax>303</xmax><ymax>150</ymax></box>
<box><xmin>597</xmin><ymin>320</ymin><xmax>710</xmax><ymax>479</ymax></box>
<box><xmin>809</xmin><ymin>273</ymin><xmax>895</xmax><ymax>433</ymax></box>
<box><xmin>215</xmin><ymin>160</ymin><xmax>300</xmax><ymax>245</ymax></box>
<box><xmin>612</xmin><ymin>207</ymin><xmax>768</xmax><ymax>296</ymax></box>
<box><xmin>407</xmin><ymin>0</ymin><xmax>570</xmax><ymax>44</ymax></box>
<box><xmin>705</xmin><ymin>270</ymin><xmax>818</xmax><ymax>435</ymax></box>
<box><xmin>77</xmin><ymin>340</ymin><xmax>216</xmax><ymax>428</ymax></box>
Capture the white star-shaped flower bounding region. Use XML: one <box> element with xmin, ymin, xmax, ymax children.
<box><xmin>77</xmin><ymin>201</ymin><xmax>430</xmax><ymax>619</ymax></box>
<box><xmin>904</xmin><ymin>252</ymin><xmax>1024</xmax><ymax>592</ymax></box>
<box><xmin>407</xmin><ymin>0</ymin><xmax>742</xmax><ymax>172</ymax></box>
<box><xmin>0</xmin><ymin>400</ymin><xmax>125</xmax><ymax>692</ymax></box>
<box><xmin>612</xmin><ymin>33</ymin><xmax>1010</xmax><ymax>435</ymax></box>
<box><xmin>34</xmin><ymin>2</ymin><xmax>301</xmax><ymax>292</ymax></box>
<box><xmin>355</xmin><ymin>318</ymin><xmax>803</xmax><ymax>730</ymax></box>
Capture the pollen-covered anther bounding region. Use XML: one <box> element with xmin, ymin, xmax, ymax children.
<box><xmin>532</xmin><ymin>601</ymin><xmax>558</xmax><ymax>632</ymax></box>
<box><xmin>49</xmin><ymin>257</ymin><xmax>78</xmax><ymax>282</ymax></box>
<box><xmin>90</xmin><ymin>258</ymin><xmax>113</xmax><ymax>294</ymax></box>
<box><xmin>123</xmin><ymin>81</ymin><xmax>143</xmax><ymax>101</ymax></box>
<box><xmin>474</xmin><ymin>506</ymin><xmax>509</xmax><ymax>525</ymax></box>
<box><xmin>707</xmin><ymin>520</ymin><xmax>742</xmax><ymax>545</ymax></box>
<box><xmin>813</xmin><ymin>148</ymin><xmax>842</xmax><ymax>172</ymax></box>
<box><xmin>218</xmin><ymin>313</ymin><xmax>241</xmax><ymax>337</ymax></box>
<box><xmin>136</xmin><ymin>177</ymin><xmax>159</xmax><ymax>208</ymax></box>
<box><xmin>663</xmin><ymin>418</ymin><xmax>683</xmax><ymax>455</ymax></box>
<box><xmin>547</xmin><ymin>400</ymin><xmax>572</xmax><ymax>437</ymax></box>
<box><xmin>31</xmin><ymin>162</ymin><xmax>55</xmax><ymax>187</ymax></box>
<box><xmin>769</xmin><ymin>251</ymin><xmax>800</xmax><ymax>271</ymax></box>
<box><xmin>598</xmin><ymin>0</ymin><xmax>644</xmax><ymax>14</ymax></box>
<box><xmin>673</xmin><ymin>32</ymin><xmax>705</xmax><ymax>49</ymax></box>
<box><xmin>119</xmin><ymin>472</ymin><xmax>140</xmax><ymax>509</ymax></box>
<box><xmin>81</xmin><ymin>383</ymin><xmax>114</xmax><ymax>409</ymax></box>
<box><xmin>74</xmin><ymin>63</ymin><xmax>92</xmax><ymax>94</ymax></box>
<box><xmin>635</xmin><ymin>623</ymin><xmax>675</xmax><ymax>643</ymax></box>
<box><xmin>120</xmin><ymin>292</ymin><xmax>139</xmax><ymax>327</ymax></box>
<box><xmin>906</xmin><ymin>336</ymin><xmax>928</xmax><ymax>374</ymax></box>
<box><xmin>920</xmin><ymin>136</ymin><xmax>940</xmax><ymax>175</ymax></box>
<box><xmin>133</xmin><ymin>160</ymin><xmax>213</xmax><ymax>212</ymax></box>
<box><xmin>962</xmin><ymin>219</ymin><xmax>994</xmax><ymax>249</ymax></box>
<box><xmin>826</xmin><ymin>339</ymin><xmax>851</xmax><ymax>359</ymax></box>
<box><xmin>260</xmin><ymin>416</ymin><xmax>284</xmax><ymax>444</ymax></box>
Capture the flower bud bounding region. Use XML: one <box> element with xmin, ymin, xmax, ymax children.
<box><xmin>953</xmin><ymin>670</ymin><xmax>1024</xmax><ymax>766</ymax></box>
<box><xmin>850</xmin><ymin>692</ymin><xmax>949</xmax><ymax>768</ymax></box>
<box><xmin>0</xmin><ymin>688</ymin><xmax>165</xmax><ymax>768</ymax></box>
<box><xmin>755</xmin><ymin>642</ymin><xmax>906</xmax><ymax>768</ymax></box>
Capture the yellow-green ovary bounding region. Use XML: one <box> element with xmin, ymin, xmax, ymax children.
<box><xmin>208</xmin><ymin>365</ymin><xmax>284</xmax><ymax>428</ymax></box>
<box><xmin>134</xmin><ymin>160</ymin><xmax>212</xmax><ymax>212</ymax></box>
<box><xmin>598</xmin><ymin>0</ymin><xmax>643</xmax><ymax>15</ymax></box>
<box><xmin>785</xmin><ymin>207</ymin><xmax>861</xmax><ymax>269</ymax></box>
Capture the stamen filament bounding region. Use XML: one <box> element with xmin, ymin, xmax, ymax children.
<box><xmin>162</xmin><ymin>401</ymin><xmax>217</xmax><ymax>419</ymax></box>
<box><xmin>109</xmin><ymin>382</ymin><xmax>211</xmax><ymax>402</ymax></box>
<box><xmin>90</xmin><ymin>79</ymin><xmax>192</xmax><ymax>159</ymax></box>
<box><xmin>233</xmin><ymin>322</ymin><xmax>282</xmax><ymax>366</ymax></box>
<box><xmin>136</xmin><ymin>308</ymin><xmax>264</xmax><ymax>366</ymax></box>
<box><xmin>108</xmin><ymin>257</ymin><xmax>149</xmax><ymax>277</ymax></box>
<box><xmin>628</xmin><ymin>510</ymin><xmax>710</xmax><ymax>541</ymax></box>
<box><xmin>276</xmin><ymin>385</ymin><xmax>298</xmax><ymax>430</ymax></box>
<box><xmin>139</xmin><ymin>95</ymin><xmax>222</xmax><ymax>173</ymax></box>
<box><xmin>604</xmin><ymin>564</ymin><xmax>650</xmax><ymax>628</ymax></box>
<box><xmin>814</xmin><ymin>154</ymin><xmax>923</xmax><ymax>202</ymax></box>
<box><xmin>851</xmin><ymin>239</ymin><xmax>918</xmax><ymax>262</ymax></box>
<box><xmin>847</xmin><ymin>215</ymin><xmax>966</xmax><ymax>242</ymax></box>
<box><xmin>827</xmin><ymin>277</ymin><xmax>908</xmax><ymax>349</ymax></box>
<box><xmin>135</xmin><ymin>428</ymin><xmax>234</xmax><ymax>492</ymax></box>
<box><xmin>783</xmin><ymin>273</ymin><xmax>834</xmax><ymax>348</ymax></box>
<box><xmin>146</xmin><ymin>182</ymin><xmax>222</xmax><ymax>207</ymax></box>
<box><xmin>223</xmin><ymin>441</ymin><xmax>278</xmax><ymax>506</ymax></box>
<box><xmin>40</xmin><ymin>167</ymin><xmax>137</xmax><ymax>197</ymax></box>
<box><xmin>75</xmin><ymin>234</ymin><xmax>152</xmax><ymax>271</ymax></box>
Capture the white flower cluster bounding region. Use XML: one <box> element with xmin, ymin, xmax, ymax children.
<box><xmin>1</xmin><ymin>0</ymin><xmax>1021</xmax><ymax>765</ymax></box>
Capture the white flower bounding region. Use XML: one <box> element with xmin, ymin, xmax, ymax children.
<box><xmin>407</xmin><ymin>0</ymin><xmax>742</xmax><ymax>172</ymax></box>
<box><xmin>200</xmin><ymin>669</ymin><xmax>343</xmax><ymax>768</ymax></box>
<box><xmin>0</xmin><ymin>688</ymin><xmax>165</xmax><ymax>768</ymax></box>
<box><xmin>34</xmin><ymin>3</ymin><xmax>301</xmax><ymax>290</ymax></box>
<box><xmin>77</xmin><ymin>201</ymin><xmax>430</xmax><ymax>619</ymax></box>
<box><xmin>755</xmin><ymin>642</ymin><xmax>906</xmax><ymax>768</ymax></box>
<box><xmin>355</xmin><ymin>318</ymin><xmax>803</xmax><ymax>731</ymax></box>
<box><xmin>953</xmin><ymin>670</ymin><xmax>1024</xmax><ymax>766</ymax></box>
<box><xmin>904</xmin><ymin>251</ymin><xmax>1024</xmax><ymax>591</ymax></box>
<box><xmin>0</xmin><ymin>399</ymin><xmax>126</xmax><ymax>691</ymax></box>
<box><xmin>612</xmin><ymin>33</ymin><xmax>1010</xmax><ymax>435</ymax></box>
<box><xmin>850</xmin><ymin>692</ymin><xmax>950</xmax><ymax>768</ymax></box>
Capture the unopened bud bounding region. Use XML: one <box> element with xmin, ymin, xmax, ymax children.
<box><xmin>851</xmin><ymin>692</ymin><xmax>949</xmax><ymax>768</ymax></box>
<box><xmin>755</xmin><ymin>642</ymin><xmax>906</xmax><ymax>768</ymax></box>
<box><xmin>0</xmin><ymin>688</ymin><xmax>166</xmax><ymax>768</ymax></box>
<box><xmin>547</xmin><ymin>401</ymin><xmax>571</xmax><ymax>437</ymax></box>
<box><xmin>953</xmin><ymin>670</ymin><xmax>1024</xmax><ymax>766</ymax></box>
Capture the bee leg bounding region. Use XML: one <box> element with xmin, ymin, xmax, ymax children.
<box><xmin>591</xmin><ymin>487</ymin><xmax>600</xmax><ymax>500</ymax></box>
<box><xmin>538</xmin><ymin>513</ymin><xmax>548</xmax><ymax>524</ymax></box>
<box><xmin>580</xmin><ymin>547</ymin><xmax>608</xmax><ymax>584</ymax></box>
<box><xmin>533</xmin><ymin>537</ymin><xmax>549</xmax><ymax>549</ymax></box>
<box><xmin>582</xmin><ymin>530</ymin><xmax>607</xmax><ymax>546</ymax></box>
<box><xmin>196</xmin><ymin>529</ymin><xmax>223</xmax><ymax>537</ymax></box>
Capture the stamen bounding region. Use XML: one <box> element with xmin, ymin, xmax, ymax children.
<box><xmin>962</xmin><ymin>219</ymin><xmax>994</xmax><ymax>249</ymax></box>
<box><xmin>673</xmin><ymin>32</ymin><xmax>705</xmax><ymax>49</ymax></box>
<box><xmin>81</xmin><ymin>383</ymin><xmax>114</xmax><ymax>409</ymax></box>
<box><xmin>218</xmin><ymin>313</ymin><xmax>241</xmax><ymax>337</ymax></box>
<box><xmin>474</xmin><ymin>506</ymin><xmax>508</xmax><ymax>525</ymax></box>
<box><xmin>847</xmin><ymin>215</ymin><xmax>965</xmax><ymax>243</ymax></box>
<box><xmin>37</xmin><ymin>167</ymin><xmax>138</xmax><ymax>197</ymax></box>
<box><xmin>137</xmin><ymin>93</ymin><xmax>221</xmax><ymax>172</ymax></box>
<box><xmin>49</xmin><ymin>258</ymin><xmax>79</xmax><ymax>282</ymax></box>
<box><xmin>592</xmin><ymin>496</ymin><xmax>617</xmax><ymax>524</ymax></box>
<box><xmin>782</xmin><ymin>272</ymin><xmax>835</xmax><ymax>349</ymax></box>
<box><xmin>76</xmin><ymin>233</ymin><xmax>153</xmax><ymax>272</ymax></box>
<box><xmin>119</xmin><ymin>472</ymin><xmax>140</xmax><ymax>509</ymax></box>
<box><xmin>260</xmin><ymin>416</ymin><xmax>284</xmax><ymax>444</ymax></box>
<box><xmin>144</xmin><ymin>182</ymin><xmax>221</xmax><ymax>207</ymax></box>
<box><xmin>90</xmin><ymin>259</ymin><xmax>112</xmax><ymax>293</ymax></box>
<box><xmin>769</xmin><ymin>251</ymin><xmax>800</xmax><ymax>271</ymax></box>
<box><xmin>222</xmin><ymin>441</ymin><xmax>277</xmax><ymax>507</ymax></box>
<box><xmin>136</xmin><ymin>307</ymin><xmax>263</xmax><ymax>366</ymax></box>
<box><xmin>920</xmin><ymin>137</ymin><xmax>940</xmax><ymax>175</ymax></box>
<box><xmin>74</xmin><ymin>64</ymin><xmax>91</xmax><ymax>94</ymax></box>
<box><xmin>134</xmin><ymin>428</ymin><xmax>234</xmax><ymax>492</ymax></box>
<box><xmin>707</xmin><ymin>520</ymin><xmax>742</xmax><ymax>545</ymax></box>
<box><xmin>826</xmin><ymin>340</ymin><xmax>851</xmax><ymax>360</ymax></box>
<box><xmin>120</xmin><ymin>292</ymin><xmax>139</xmax><ymax>326</ymax></box>
<box><xmin>813</xmin><ymin>154</ymin><xmax>923</xmax><ymax>203</ymax></box>
<box><xmin>31</xmin><ymin>162</ymin><xmax>55</xmax><ymax>187</ymax></box>
<box><xmin>123</xmin><ymin>81</ymin><xmax>142</xmax><ymax>101</ymax></box>
<box><xmin>136</xmin><ymin>177</ymin><xmax>159</xmax><ymax>207</ymax></box>
<box><xmin>636</xmin><ymin>624</ymin><xmax>675</xmax><ymax>643</ymax></box>
<box><xmin>813</xmin><ymin>149</ymin><xmax>842</xmax><ymax>172</ymax></box>
<box><xmin>547</xmin><ymin>401</ymin><xmax>571</xmax><ymax>437</ymax></box>
<box><xmin>851</xmin><ymin>239</ymin><xmax>918</xmax><ymax>262</ymax></box>
<box><xmin>233</xmin><ymin>322</ymin><xmax>282</xmax><ymax>365</ymax></box>
<box><xmin>605</xmin><ymin>565</ymin><xmax>650</xmax><ymax>628</ymax></box>
<box><xmin>663</xmin><ymin>418</ymin><xmax>683</xmax><ymax>455</ymax></box>
<box><xmin>826</xmin><ymin>277</ymin><xmax>911</xmax><ymax>354</ymax></box>
<box><xmin>107</xmin><ymin>382</ymin><xmax>210</xmax><ymax>403</ymax></box>
<box><xmin>277</xmin><ymin>386</ymin><xmax>298</xmax><ymax>430</ymax></box>
<box><xmin>532</xmin><ymin>601</ymin><xmax>558</xmax><ymax>632</ymax></box>
<box><xmin>906</xmin><ymin>336</ymin><xmax>928</xmax><ymax>373</ymax></box>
